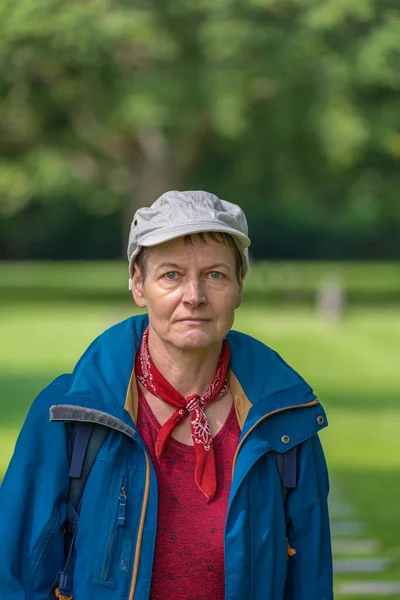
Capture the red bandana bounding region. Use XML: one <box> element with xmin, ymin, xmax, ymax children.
<box><xmin>135</xmin><ymin>327</ymin><xmax>230</xmax><ymax>501</ymax></box>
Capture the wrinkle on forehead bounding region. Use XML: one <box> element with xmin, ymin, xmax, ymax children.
<box><xmin>147</xmin><ymin>235</ymin><xmax>236</xmax><ymax>273</ymax></box>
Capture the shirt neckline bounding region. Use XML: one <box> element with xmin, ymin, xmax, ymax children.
<box><xmin>137</xmin><ymin>384</ymin><xmax>237</xmax><ymax>452</ymax></box>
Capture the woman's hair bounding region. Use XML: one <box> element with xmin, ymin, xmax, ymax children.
<box><xmin>135</xmin><ymin>231</ymin><xmax>245</xmax><ymax>283</ymax></box>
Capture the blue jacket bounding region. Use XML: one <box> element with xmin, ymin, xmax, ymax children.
<box><xmin>0</xmin><ymin>314</ymin><xmax>333</xmax><ymax>600</ymax></box>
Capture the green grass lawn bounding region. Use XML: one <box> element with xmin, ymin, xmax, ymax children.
<box><xmin>1</xmin><ymin>265</ymin><xmax>399</xmax><ymax>597</ymax></box>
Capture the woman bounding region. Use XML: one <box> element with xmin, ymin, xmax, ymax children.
<box><xmin>0</xmin><ymin>190</ymin><xmax>333</xmax><ymax>600</ymax></box>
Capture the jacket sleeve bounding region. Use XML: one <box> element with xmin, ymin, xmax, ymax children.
<box><xmin>284</xmin><ymin>434</ymin><xmax>333</xmax><ymax>600</ymax></box>
<box><xmin>0</xmin><ymin>381</ymin><xmax>70</xmax><ymax>600</ymax></box>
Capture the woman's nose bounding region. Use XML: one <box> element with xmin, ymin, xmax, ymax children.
<box><xmin>182</xmin><ymin>279</ymin><xmax>207</xmax><ymax>306</ymax></box>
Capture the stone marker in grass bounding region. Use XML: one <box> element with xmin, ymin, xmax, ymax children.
<box><xmin>317</xmin><ymin>275</ymin><xmax>345</xmax><ymax>325</ymax></box>
<box><xmin>332</xmin><ymin>539</ymin><xmax>381</xmax><ymax>556</ymax></box>
<box><xmin>334</xmin><ymin>558</ymin><xmax>391</xmax><ymax>573</ymax></box>
<box><xmin>336</xmin><ymin>581</ymin><xmax>400</xmax><ymax>596</ymax></box>
<box><xmin>331</xmin><ymin>521</ymin><xmax>366</xmax><ymax>537</ymax></box>
<box><xmin>328</xmin><ymin>501</ymin><xmax>355</xmax><ymax>519</ymax></box>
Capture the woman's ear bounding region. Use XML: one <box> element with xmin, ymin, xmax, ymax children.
<box><xmin>131</xmin><ymin>264</ymin><xmax>147</xmax><ymax>308</ymax></box>
<box><xmin>235</xmin><ymin>278</ymin><xmax>243</xmax><ymax>309</ymax></box>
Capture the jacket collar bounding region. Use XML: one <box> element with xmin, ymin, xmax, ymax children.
<box><xmin>57</xmin><ymin>314</ymin><xmax>316</xmax><ymax>433</ymax></box>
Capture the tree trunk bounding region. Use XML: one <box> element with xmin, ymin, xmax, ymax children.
<box><xmin>121</xmin><ymin>131</ymin><xmax>171</xmax><ymax>257</ymax></box>
<box><xmin>121</xmin><ymin>121</ymin><xmax>209</xmax><ymax>257</ymax></box>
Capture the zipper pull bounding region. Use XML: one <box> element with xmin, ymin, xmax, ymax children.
<box><xmin>118</xmin><ymin>482</ymin><xmax>127</xmax><ymax>527</ymax></box>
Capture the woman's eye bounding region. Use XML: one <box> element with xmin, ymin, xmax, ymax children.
<box><xmin>209</xmin><ymin>271</ymin><xmax>223</xmax><ymax>279</ymax></box>
<box><xmin>164</xmin><ymin>272</ymin><xmax>178</xmax><ymax>280</ymax></box>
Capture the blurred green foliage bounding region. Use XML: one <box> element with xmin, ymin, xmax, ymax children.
<box><xmin>0</xmin><ymin>0</ymin><xmax>399</xmax><ymax>259</ymax></box>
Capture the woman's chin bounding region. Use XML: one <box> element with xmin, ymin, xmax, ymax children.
<box><xmin>172</xmin><ymin>329</ymin><xmax>221</xmax><ymax>351</ymax></box>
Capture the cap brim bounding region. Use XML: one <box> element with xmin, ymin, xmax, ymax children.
<box><xmin>138</xmin><ymin>221</ymin><xmax>250</xmax><ymax>250</ymax></box>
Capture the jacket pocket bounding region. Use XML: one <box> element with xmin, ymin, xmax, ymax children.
<box><xmin>99</xmin><ymin>475</ymin><xmax>127</xmax><ymax>582</ymax></box>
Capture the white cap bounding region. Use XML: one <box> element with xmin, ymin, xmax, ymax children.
<box><xmin>127</xmin><ymin>190</ymin><xmax>250</xmax><ymax>288</ymax></box>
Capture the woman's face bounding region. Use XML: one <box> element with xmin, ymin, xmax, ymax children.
<box><xmin>131</xmin><ymin>234</ymin><xmax>243</xmax><ymax>351</ymax></box>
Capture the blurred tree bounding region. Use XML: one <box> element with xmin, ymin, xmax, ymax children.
<box><xmin>0</xmin><ymin>0</ymin><xmax>399</xmax><ymax>257</ymax></box>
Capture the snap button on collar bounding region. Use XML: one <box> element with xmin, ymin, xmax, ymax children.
<box><xmin>317</xmin><ymin>415</ymin><xmax>325</xmax><ymax>426</ymax></box>
<box><xmin>281</xmin><ymin>434</ymin><xmax>291</xmax><ymax>445</ymax></box>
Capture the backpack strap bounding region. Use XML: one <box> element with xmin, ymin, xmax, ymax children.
<box><xmin>271</xmin><ymin>446</ymin><xmax>298</xmax><ymax>504</ymax></box>
<box><xmin>49</xmin><ymin>422</ymin><xmax>109</xmax><ymax>600</ymax></box>
<box><xmin>69</xmin><ymin>422</ymin><xmax>109</xmax><ymax>510</ymax></box>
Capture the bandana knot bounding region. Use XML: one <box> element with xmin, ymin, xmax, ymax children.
<box><xmin>135</xmin><ymin>327</ymin><xmax>230</xmax><ymax>501</ymax></box>
<box><xmin>186</xmin><ymin>395</ymin><xmax>205</xmax><ymax>414</ymax></box>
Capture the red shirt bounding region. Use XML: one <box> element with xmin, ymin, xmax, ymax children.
<box><xmin>137</xmin><ymin>385</ymin><xmax>241</xmax><ymax>600</ymax></box>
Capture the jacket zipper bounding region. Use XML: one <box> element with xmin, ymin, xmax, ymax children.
<box><xmin>231</xmin><ymin>399</ymin><xmax>319</xmax><ymax>476</ymax></box>
<box><xmin>128</xmin><ymin>452</ymin><xmax>151</xmax><ymax>600</ymax></box>
<box><xmin>225</xmin><ymin>398</ymin><xmax>319</xmax><ymax>595</ymax></box>
<box><xmin>103</xmin><ymin>478</ymin><xmax>127</xmax><ymax>580</ymax></box>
